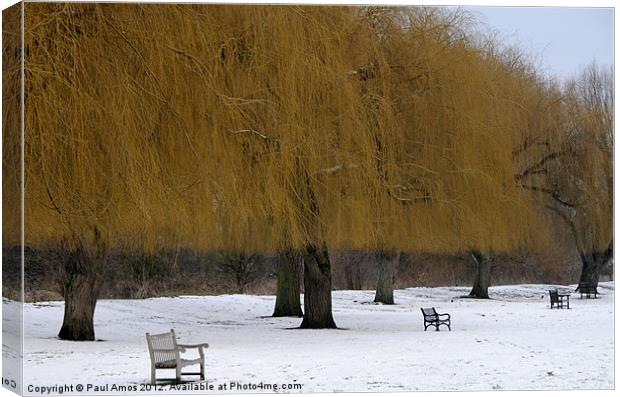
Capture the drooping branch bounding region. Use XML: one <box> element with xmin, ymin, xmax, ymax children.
<box><xmin>45</xmin><ymin>185</ymin><xmax>64</xmax><ymax>215</ymax></box>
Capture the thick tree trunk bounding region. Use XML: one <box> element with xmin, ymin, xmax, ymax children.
<box><xmin>374</xmin><ymin>251</ymin><xmax>400</xmax><ymax>304</ymax></box>
<box><xmin>272</xmin><ymin>249</ymin><xmax>303</xmax><ymax>317</ymax></box>
<box><xmin>300</xmin><ymin>243</ymin><xmax>337</xmax><ymax>329</ymax></box>
<box><xmin>292</xmin><ymin>159</ymin><xmax>336</xmax><ymax>328</ymax></box>
<box><xmin>58</xmin><ymin>243</ymin><xmax>102</xmax><ymax>341</ymax></box>
<box><xmin>469</xmin><ymin>250</ymin><xmax>492</xmax><ymax>299</ymax></box>
<box><xmin>577</xmin><ymin>245</ymin><xmax>612</xmax><ymax>291</ymax></box>
<box><xmin>578</xmin><ymin>254</ymin><xmax>600</xmax><ymax>289</ymax></box>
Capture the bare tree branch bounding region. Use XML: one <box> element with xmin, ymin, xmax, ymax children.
<box><xmin>515</xmin><ymin>151</ymin><xmax>562</xmax><ymax>180</ymax></box>
<box><xmin>519</xmin><ymin>184</ymin><xmax>576</xmax><ymax>208</ymax></box>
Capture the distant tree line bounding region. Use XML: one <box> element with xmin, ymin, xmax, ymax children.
<box><xmin>4</xmin><ymin>246</ymin><xmax>601</xmax><ymax>303</ymax></box>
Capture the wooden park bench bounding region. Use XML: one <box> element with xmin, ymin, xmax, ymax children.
<box><xmin>549</xmin><ymin>289</ymin><xmax>570</xmax><ymax>309</ymax></box>
<box><xmin>421</xmin><ymin>307</ymin><xmax>451</xmax><ymax>331</ymax></box>
<box><xmin>577</xmin><ymin>282</ymin><xmax>598</xmax><ymax>299</ymax></box>
<box><xmin>146</xmin><ymin>329</ymin><xmax>209</xmax><ymax>384</ymax></box>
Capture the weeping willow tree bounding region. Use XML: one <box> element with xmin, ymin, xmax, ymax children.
<box><xmin>563</xmin><ymin>66</ymin><xmax>614</xmax><ymax>288</ymax></box>
<box><xmin>6</xmin><ymin>4</ymin><xmax>554</xmax><ymax>338</ymax></box>
<box><xmin>355</xmin><ymin>8</ymin><xmax>551</xmax><ymax>301</ymax></box>
<box><xmin>2</xmin><ymin>3</ymin><xmax>21</xmax><ymax>249</ymax></box>
<box><xmin>515</xmin><ymin>64</ymin><xmax>613</xmax><ymax>290</ymax></box>
<box><xmin>3</xmin><ymin>3</ymin><xmax>22</xmax><ymax>315</ymax></box>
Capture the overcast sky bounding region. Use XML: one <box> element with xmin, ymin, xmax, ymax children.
<box><xmin>459</xmin><ymin>6</ymin><xmax>614</xmax><ymax>81</ymax></box>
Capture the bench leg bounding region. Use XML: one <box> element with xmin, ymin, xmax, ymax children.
<box><xmin>176</xmin><ymin>367</ymin><xmax>182</xmax><ymax>384</ymax></box>
<box><xmin>151</xmin><ymin>367</ymin><xmax>156</xmax><ymax>385</ymax></box>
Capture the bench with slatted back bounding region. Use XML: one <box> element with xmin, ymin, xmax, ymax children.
<box><xmin>145</xmin><ymin>329</ymin><xmax>208</xmax><ymax>384</ymax></box>
<box><xmin>421</xmin><ymin>307</ymin><xmax>451</xmax><ymax>331</ymax></box>
<box><xmin>577</xmin><ymin>282</ymin><xmax>598</xmax><ymax>299</ymax></box>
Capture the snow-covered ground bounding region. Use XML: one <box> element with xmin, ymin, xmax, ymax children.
<box><xmin>5</xmin><ymin>282</ymin><xmax>614</xmax><ymax>394</ymax></box>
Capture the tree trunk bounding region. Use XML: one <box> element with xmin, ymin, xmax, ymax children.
<box><xmin>58</xmin><ymin>243</ymin><xmax>102</xmax><ymax>341</ymax></box>
<box><xmin>578</xmin><ymin>255</ymin><xmax>600</xmax><ymax>289</ymax></box>
<box><xmin>300</xmin><ymin>243</ymin><xmax>337</xmax><ymax>329</ymax></box>
<box><xmin>374</xmin><ymin>250</ymin><xmax>400</xmax><ymax>304</ymax></box>
<box><xmin>577</xmin><ymin>244</ymin><xmax>612</xmax><ymax>291</ymax></box>
<box><xmin>272</xmin><ymin>248</ymin><xmax>303</xmax><ymax>317</ymax></box>
<box><xmin>292</xmin><ymin>159</ymin><xmax>336</xmax><ymax>328</ymax></box>
<box><xmin>469</xmin><ymin>250</ymin><xmax>492</xmax><ymax>299</ymax></box>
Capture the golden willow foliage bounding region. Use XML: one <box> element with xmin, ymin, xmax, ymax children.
<box><xmin>2</xmin><ymin>4</ymin><xmax>21</xmax><ymax>245</ymax></box>
<box><xmin>8</xmin><ymin>4</ymin><xmax>551</xmax><ymax>255</ymax></box>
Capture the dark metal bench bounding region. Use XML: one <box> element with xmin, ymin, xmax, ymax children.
<box><xmin>421</xmin><ymin>307</ymin><xmax>451</xmax><ymax>331</ymax></box>
<box><xmin>577</xmin><ymin>282</ymin><xmax>598</xmax><ymax>299</ymax></box>
<box><xmin>549</xmin><ymin>289</ymin><xmax>570</xmax><ymax>309</ymax></box>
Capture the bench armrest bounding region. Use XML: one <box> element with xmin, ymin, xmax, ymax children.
<box><xmin>178</xmin><ymin>343</ymin><xmax>209</xmax><ymax>349</ymax></box>
<box><xmin>153</xmin><ymin>347</ymin><xmax>185</xmax><ymax>353</ymax></box>
<box><xmin>436</xmin><ymin>313</ymin><xmax>450</xmax><ymax>318</ymax></box>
